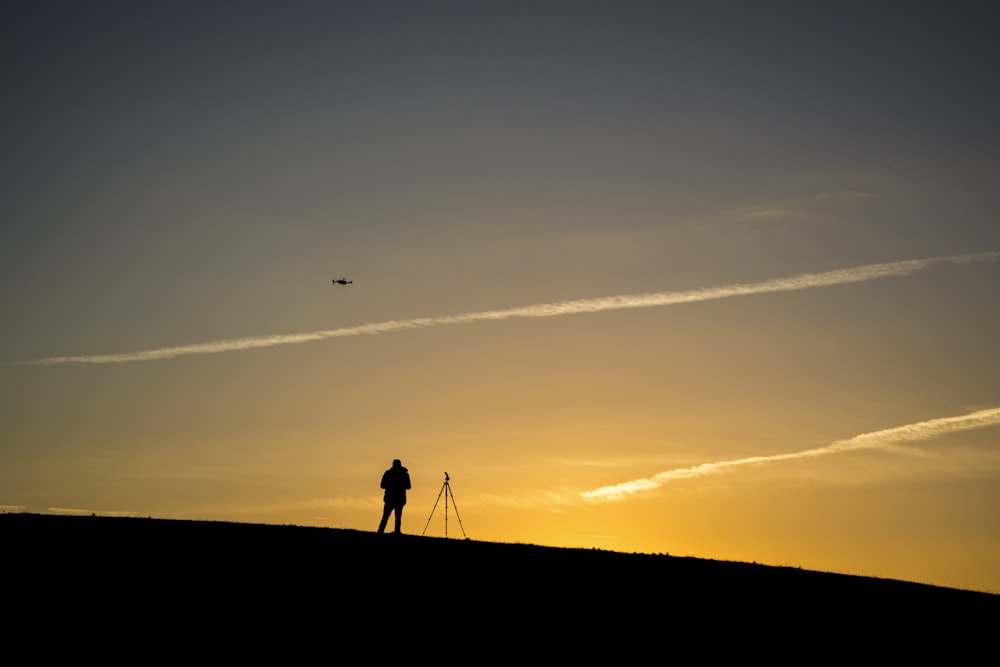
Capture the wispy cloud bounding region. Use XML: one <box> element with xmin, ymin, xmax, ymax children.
<box><xmin>0</xmin><ymin>505</ymin><xmax>29</xmax><ymax>513</ymax></box>
<box><xmin>20</xmin><ymin>251</ymin><xmax>1000</xmax><ymax>365</ymax></box>
<box><xmin>581</xmin><ymin>407</ymin><xmax>1000</xmax><ymax>502</ymax></box>
<box><xmin>46</xmin><ymin>507</ymin><xmax>140</xmax><ymax>517</ymax></box>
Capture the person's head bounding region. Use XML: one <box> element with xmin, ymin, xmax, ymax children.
<box><xmin>392</xmin><ymin>459</ymin><xmax>402</xmax><ymax>468</ymax></box>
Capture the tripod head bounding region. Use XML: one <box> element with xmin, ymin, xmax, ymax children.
<box><xmin>444</xmin><ymin>472</ymin><xmax>450</xmax><ymax>481</ymax></box>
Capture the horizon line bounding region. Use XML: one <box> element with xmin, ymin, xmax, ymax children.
<box><xmin>18</xmin><ymin>250</ymin><xmax>1000</xmax><ymax>366</ymax></box>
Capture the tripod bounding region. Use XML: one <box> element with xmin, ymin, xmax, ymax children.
<box><xmin>422</xmin><ymin>472</ymin><xmax>467</xmax><ymax>538</ymax></box>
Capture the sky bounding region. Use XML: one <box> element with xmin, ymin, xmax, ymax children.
<box><xmin>2</xmin><ymin>1</ymin><xmax>999</xmax><ymax>592</ymax></box>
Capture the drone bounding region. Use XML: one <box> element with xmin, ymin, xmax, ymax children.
<box><xmin>332</xmin><ymin>277</ymin><xmax>353</xmax><ymax>285</ymax></box>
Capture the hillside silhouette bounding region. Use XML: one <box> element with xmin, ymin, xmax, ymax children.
<box><xmin>5</xmin><ymin>512</ymin><xmax>995</xmax><ymax>656</ymax></box>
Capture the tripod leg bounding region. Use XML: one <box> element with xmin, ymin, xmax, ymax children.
<box><xmin>421</xmin><ymin>481</ymin><xmax>448</xmax><ymax>536</ymax></box>
<box><xmin>445</xmin><ymin>483</ymin><xmax>468</xmax><ymax>538</ymax></box>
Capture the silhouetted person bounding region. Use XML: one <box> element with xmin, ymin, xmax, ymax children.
<box><xmin>378</xmin><ymin>459</ymin><xmax>411</xmax><ymax>534</ymax></box>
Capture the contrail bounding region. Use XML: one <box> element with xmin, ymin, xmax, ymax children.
<box><xmin>20</xmin><ymin>251</ymin><xmax>1000</xmax><ymax>365</ymax></box>
<box><xmin>581</xmin><ymin>407</ymin><xmax>1000</xmax><ymax>502</ymax></box>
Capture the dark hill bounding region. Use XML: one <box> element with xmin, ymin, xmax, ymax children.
<box><xmin>4</xmin><ymin>513</ymin><xmax>996</xmax><ymax>657</ymax></box>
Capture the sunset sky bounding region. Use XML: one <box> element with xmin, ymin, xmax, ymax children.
<box><xmin>3</xmin><ymin>2</ymin><xmax>999</xmax><ymax>592</ymax></box>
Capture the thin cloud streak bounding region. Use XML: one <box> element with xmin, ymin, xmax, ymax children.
<box><xmin>46</xmin><ymin>507</ymin><xmax>140</xmax><ymax>517</ymax></box>
<box><xmin>582</xmin><ymin>407</ymin><xmax>1000</xmax><ymax>502</ymax></box>
<box><xmin>20</xmin><ymin>251</ymin><xmax>1000</xmax><ymax>365</ymax></box>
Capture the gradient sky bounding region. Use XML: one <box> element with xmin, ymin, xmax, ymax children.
<box><xmin>3</xmin><ymin>1</ymin><xmax>999</xmax><ymax>592</ymax></box>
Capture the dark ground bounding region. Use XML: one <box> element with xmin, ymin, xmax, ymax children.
<box><xmin>4</xmin><ymin>513</ymin><xmax>996</xmax><ymax>657</ymax></box>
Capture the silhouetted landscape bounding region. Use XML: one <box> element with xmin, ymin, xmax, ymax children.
<box><xmin>5</xmin><ymin>512</ymin><xmax>996</xmax><ymax>656</ymax></box>
<box><xmin>7</xmin><ymin>514</ymin><xmax>1000</xmax><ymax>664</ymax></box>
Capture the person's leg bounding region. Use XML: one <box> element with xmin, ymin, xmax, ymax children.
<box><xmin>393</xmin><ymin>504</ymin><xmax>403</xmax><ymax>533</ymax></box>
<box><xmin>378</xmin><ymin>504</ymin><xmax>391</xmax><ymax>533</ymax></box>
